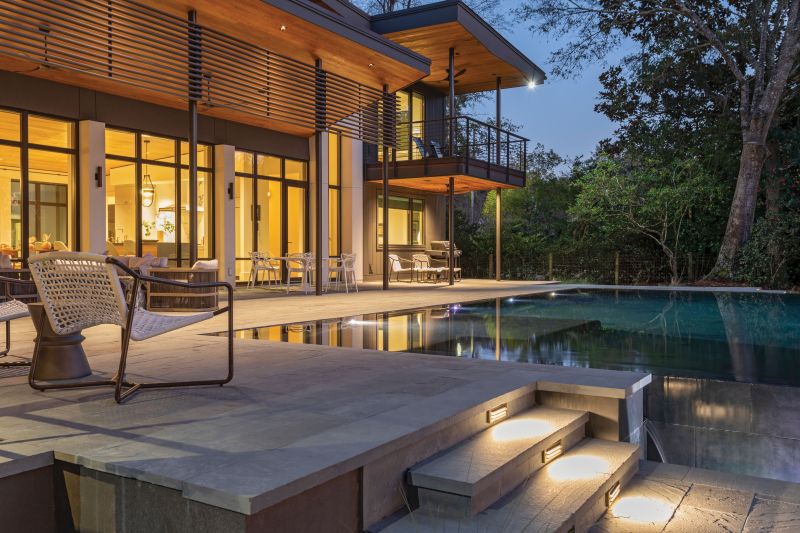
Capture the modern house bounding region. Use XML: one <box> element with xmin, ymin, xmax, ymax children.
<box><xmin>0</xmin><ymin>0</ymin><xmax>543</xmax><ymax>289</ymax></box>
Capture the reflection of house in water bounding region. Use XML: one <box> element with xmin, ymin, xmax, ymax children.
<box><xmin>235</xmin><ymin>302</ymin><xmax>601</xmax><ymax>363</ymax></box>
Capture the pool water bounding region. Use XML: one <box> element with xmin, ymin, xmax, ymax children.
<box><xmin>231</xmin><ymin>289</ymin><xmax>800</xmax><ymax>387</ymax></box>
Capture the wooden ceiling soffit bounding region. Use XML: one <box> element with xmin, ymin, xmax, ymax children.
<box><xmin>0</xmin><ymin>0</ymin><xmax>403</xmax><ymax>145</ymax></box>
<box><xmin>372</xmin><ymin>1</ymin><xmax>546</xmax><ymax>94</ymax></box>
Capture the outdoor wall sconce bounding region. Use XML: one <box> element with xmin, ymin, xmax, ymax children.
<box><xmin>95</xmin><ymin>166</ymin><xmax>103</xmax><ymax>188</ymax></box>
<box><xmin>227</xmin><ymin>182</ymin><xmax>234</xmax><ymax>200</ymax></box>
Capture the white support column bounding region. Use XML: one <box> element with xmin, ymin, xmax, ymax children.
<box><xmin>341</xmin><ymin>137</ymin><xmax>364</xmax><ymax>280</ymax></box>
<box><xmin>214</xmin><ymin>144</ymin><xmax>235</xmax><ymax>286</ymax></box>
<box><xmin>309</xmin><ymin>133</ymin><xmax>330</xmax><ymax>278</ymax></box>
<box><xmin>78</xmin><ymin>120</ymin><xmax>106</xmax><ymax>254</ymax></box>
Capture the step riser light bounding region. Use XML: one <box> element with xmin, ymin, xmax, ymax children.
<box><xmin>605</xmin><ymin>481</ymin><xmax>621</xmax><ymax>507</ymax></box>
<box><xmin>542</xmin><ymin>440</ymin><xmax>563</xmax><ymax>463</ymax></box>
<box><xmin>486</xmin><ymin>403</ymin><xmax>508</xmax><ymax>424</ymax></box>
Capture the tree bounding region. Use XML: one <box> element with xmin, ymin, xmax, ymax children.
<box><xmin>569</xmin><ymin>156</ymin><xmax>727</xmax><ymax>283</ymax></box>
<box><xmin>517</xmin><ymin>0</ymin><xmax>800</xmax><ymax>277</ymax></box>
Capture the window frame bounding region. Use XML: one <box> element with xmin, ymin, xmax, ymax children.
<box><xmin>0</xmin><ymin>106</ymin><xmax>79</xmax><ymax>264</ymax></box>
<box><xmin>376</xmin><ymin>192</ymin><xmax>425</xmax><ymax>250</ymax></box>
<box><xmin>103</xmin><ymin>126</ymin><xmax>215</xmax><ymax>265</ymax></box>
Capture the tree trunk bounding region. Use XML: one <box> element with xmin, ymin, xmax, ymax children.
<box><xmin>710</xmin><ymin>139</ymin><xmax>767</xmax><ymax>277</ymax></box>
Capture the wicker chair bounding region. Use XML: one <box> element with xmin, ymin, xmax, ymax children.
<box><xmin>27</xmin><ymin>252</ymin><xmax>234</xmax><ymax>403</ymax></box>
<box><xmin>0</xmin><ymin>275</ymin><xmax>36</xmax><ymax>367</ymax></box>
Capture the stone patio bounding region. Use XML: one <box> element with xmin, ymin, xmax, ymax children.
<box><xmin>0</xmin><ymin>279</ymin><xmax>795</xmax><ymax>532</ymax></box>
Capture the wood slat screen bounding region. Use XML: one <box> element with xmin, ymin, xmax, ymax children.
<box><xmin>0</xmin><ymin>0</ymin><xmax>396</xmax><ymax>146</ymax></box>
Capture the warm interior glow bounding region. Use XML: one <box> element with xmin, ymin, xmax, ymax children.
<box><xmin>490</xmin><ymin>418</ymin><xmax>554</xmax><ymax>442</ymax></box>
<box><xmin>547</xmin><ymin>454</ymin><xmax>610</xmax><ymax>482</ymax></box>
<box><xmin>611</xmin><ymin>496</ymin><xmax>673</xmax><ymax>523</ymax></box>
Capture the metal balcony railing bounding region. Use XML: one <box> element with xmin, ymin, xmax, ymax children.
<box><xmin>391</xmin><ymin>116</ymin><xmax>528</xmax><ymax>179</ymax></box>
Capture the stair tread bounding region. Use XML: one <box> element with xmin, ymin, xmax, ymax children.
<box><xmin>409</xmin><ymin>406</ymin><xmax>588</xmax><ymax>493</ymax></box>
<box><xmin>379</xmin><ymin>439</ymin><xmax>639</xmax><ymax>533</ymax></box>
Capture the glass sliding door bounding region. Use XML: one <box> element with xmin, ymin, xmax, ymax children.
<box><xmin>286</xmin><ymin>185</ymin><xmax>306</xmax><ymax>256</ymax></box>
<box><xmin>234</xmin><ymin>175</ymin><xmax>255</xmax><ymax>281</ymax></box>
<box><xmin>234</xmin><ymin>150</ymin><xmax>307</xmax><ymax>284</ymax></box>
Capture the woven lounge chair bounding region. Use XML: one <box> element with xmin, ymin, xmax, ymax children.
<box><xmin>27</xmin><ymin>252</ymin><xmax>234</xmax><ymax>403</ymax></box>
<box><xmin>388</xmin><ymin>254</ymin><xmax>413</xmax><ymax>282</ymax></box>
<box><xmin>0</xmin><ymin>275</ymin><xmax>36</xmax><ymax>367</ymax></box>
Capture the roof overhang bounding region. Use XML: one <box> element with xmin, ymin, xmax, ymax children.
<box><xmin>136</xmin><ymin>0</ymin><xmax>430</xmax><ymax>93</ymax></box>
<box><xmin>371</xmin><ymin>1</ymin><xmax>545</xmax><ymax>94</ymax></box>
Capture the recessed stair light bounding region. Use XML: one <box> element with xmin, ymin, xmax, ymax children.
<box><xmin>605</xmin><ymin>481</ymin><xmax>621</xmax><ymax>506</ymax></box>
<box><xmin>542</xmin><ymin>440</ymin><xmax>563</xmax><ymax>463</ymax></box>
<box><xmin>486</xmin><ymin>403</ymin><xmax>508</xmax><ymax>424</ymax></box>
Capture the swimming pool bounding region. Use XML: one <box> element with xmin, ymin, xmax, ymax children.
<box><xmin>227</xmin><ymin>287</ymin><xmax>800</xmax><ymax>481</ymax></box>
<box><xmin>231</xmin><ymin>288</ymin><xmax>800</xmax><ymax>387</ymax></box>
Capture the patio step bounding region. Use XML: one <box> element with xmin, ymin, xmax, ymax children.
<box><xmin>408</xmin><ymin>406</ymin><xmax>589</xmax><ymax>518</ymax></box>
<box><xmin>375</xmin><ymin>439</ymin><xmax>640</xmax><ymax>533</ymax></box>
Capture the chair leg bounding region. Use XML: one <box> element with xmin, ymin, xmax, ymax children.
<box><xmin>0</xmin><ymin>319</ymin><xmax>27</xmax><ymax>366</ymax></box>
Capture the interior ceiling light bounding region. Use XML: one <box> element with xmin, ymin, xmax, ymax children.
<box><xmin>141</xmin><ymin>139</ymin><xmax>155</xmax><ymax>208</ymax></box>
<box><xmin>280</xmin><ymin>25</ymin><xmax>287</xmax><ymax>31</ymax></box>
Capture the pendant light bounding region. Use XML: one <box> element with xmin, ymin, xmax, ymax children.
<box><xmin>142</xmin><ymin>139</ymin><xmax>155</xmax><ymax>207</ymax></box>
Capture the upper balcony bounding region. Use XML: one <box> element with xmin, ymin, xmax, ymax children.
<box><xmin>365</xmin><ymin>116</ymin><xmax>528</xmax><ymax>193</ymax></box>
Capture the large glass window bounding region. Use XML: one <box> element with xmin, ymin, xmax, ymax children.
<box><xmin>104</xmin><ymin>128</ymin><xmax>213</xmax><ymax>264</ymax></box>
<box><xmin>382</xmin><ymin>90</ymin><xmax>425</xmax><ymax>162</ymax></box>
<box><xmin>234</xmin><ymin>150</ymin><xmax>308</xmax><ymax>282</ymax></box>
<box><xmin>0</xmin><ymin>109</ymin><xmax>76</xmax><ymax>263</ymax></box>
<box><xmin>377</xmin><ymin>194</ymin><xmax>424</xmax><ymax>247</ymax></box>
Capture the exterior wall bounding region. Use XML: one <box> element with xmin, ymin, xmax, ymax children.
<box><xmin>0</xmin><ymin>72</ymin><xmax>308</xmax><ymax>159</ymax></box>
<box><xmin>342</xmin><ymin>138</ymin><xmax>365</xmax><ymax>280</ymax></box>
<box><xmin>362</xmin><ymin>182</ymin><xmax>446</xmax><ymax>278</ymax></box>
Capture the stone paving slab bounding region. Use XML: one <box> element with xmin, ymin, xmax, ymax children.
<box><xmin>591</xmin><ymin>461</ymin><xmax>800</xmax><ymax>532</ymax></box>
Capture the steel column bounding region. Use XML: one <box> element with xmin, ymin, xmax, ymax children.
<box><xmin>315</xmin><ymin>58</ymin><xmax>326</xmax><ymax>295</ymax></box>
<box><xmin>382</xmin><ymin>84</ymin><xmax>390</xmax><ymax>291</ymax></box>
<box><xmin>187</xmin><ymin>10</ymin><xmax>199</xmax><ymax>266</ymax></box>
<box><xmin>496</xmin><ymin>188</ymin><xmax>502</xmax><ymax>281</ymax></box>
<box><xmin>449</xmin><ymin>176</ymin><xmax>455</xmax><ymax>286</ymax></box>
<box><xmin>448</xmin><ymin>48</ymin><xmax>456</xmax><ymax>286</ymax></box>
<box><xmin>448</xmin><ymin>48</ymin><xmax>455</xmax><ymax>155</ymax></box>
<box><xmin>496</xmin><ymin>76</ymin><xmax>501</xmax><ymax>166</ymax></box>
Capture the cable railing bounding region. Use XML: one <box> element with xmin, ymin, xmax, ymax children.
<box><xmin>0</xmin><ymin>0</ymin><xmax>395</xmax><ymax>147</ymax></box>
<box><xmin>391</xmin><ymin>116</ymin><xmax>528</xmax><ymax>181</ymax></box>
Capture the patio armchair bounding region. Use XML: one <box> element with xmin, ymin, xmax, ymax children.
<box><xmin>412</xmin><ymin>254</ymin><xmax>446</xmax><ymax>283</ymax></box>
<box><xmin>327</xmin><ymin>253</ymin><xmax>358</xmax><ymax>293</ymax></box>
<box><xmin>26</xmin><ymin>252</ymin><xmax>234</xmax><ymax>404</ymax></box>
<box><xmin>248</xmin><ymin>251</ymin><xmax>280</xmax><ymax>288</ymax></box>
<box><xmin>388</xmin><ymin>254</ymin><xmax>414</xmax><ymax>282</ymax></box>
<box><xmin>412</xmin><ymin>137</ymin><xmax>430</xmax><ymax>158</ymax></box>
<box><xmin>285</xmin><ymin>252</ymin><xmax>313</xmax><ymax>294</ymax></box>
<box><xmin>0</xmin><ymin>275</ymin><xmax>36</xmax><ymax>367</ymax></box>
